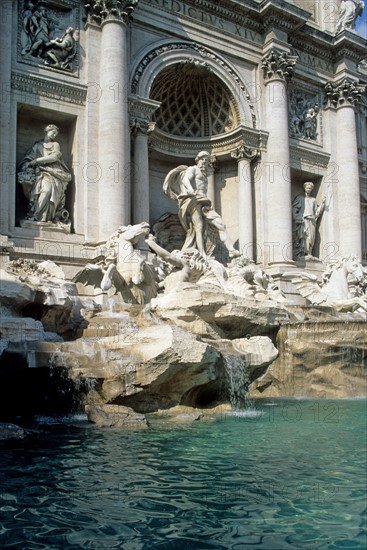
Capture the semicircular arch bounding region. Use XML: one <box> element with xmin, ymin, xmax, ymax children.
<box><xmin>130</xmin><ymin>40</ymin><xmax>257</xmax><ymax>129</ymax></box>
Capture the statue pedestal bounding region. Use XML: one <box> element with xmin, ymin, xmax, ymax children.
<box><xmin>20</xmin><ymin>219</ymin><xmax>71</xmax><ymax>234</ymax></box>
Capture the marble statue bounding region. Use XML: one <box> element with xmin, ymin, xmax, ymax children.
<box><xmin>73</xmin><ymin>222</ymin><xmax>158</xmax><ymax>304</ymax></box>
<box><xmin>18</xmin><ymin>124</ymin><xmax>71</xmax><ymax>224</ymax></box>
<box><xmin>147</xmin><ymin>233</ymin><xmax>228</xmax><ymax>292</ymax></box>
<box><xmin>283</xmin><ymin>256</ymin><xmax>367</xmax><ymax>312</ymax></box>
<box><xmin>292</xmin><ymin>182</ymin><xmax>326</xmax><ymax>260</ymax></box>
<box><xmin>336</xmin><ymin>0</ymin><xmax>364</xmax><ymax>32</ymax></box>
<box><xmin>44</xmin><ymin>27</ymin><xmax>77</xmax><ymax>70</ymax></box>
<box><xmin>163</xmin><ymin>151</ymin><xmax>240</xmax><ymax>260</ymax></box>
<box><xmin>227</xmin><ymin>257</ymin><xmax>286</xmax><ymax>303</ymax></box>
<box><xmin>303</xmin><ymin>105</ymin><xmax>319</xmax><ymax>140</ymax></box>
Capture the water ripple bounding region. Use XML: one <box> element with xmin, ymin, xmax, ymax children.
<box><xmin>0</xmin><ymin>399</ymin><xmax>366</xmax><ymax>549</ymax></box>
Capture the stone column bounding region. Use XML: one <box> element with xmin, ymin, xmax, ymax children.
<box><xmin>84</xmin><ymin>1</ymin><xmax>138</xmax><ymax>241</ymax></box>
<box><xmin>231</xmin><ymin>145</ymin><xmax>258</xmax><ymax>260</ymax></box>
<box><xmin>262</xmin><ymin>49</ymin><xmax>297</xmax><ymax>266</ymax></box>
<box><xmin>324</xmin><ymin>79</ymin><xmax>364</xmax><ymax>260</ymax></box>
<box><xmin>129</xmin><ymin>96</ymin><xmax>160</xmax><ymax>228</ymax></box>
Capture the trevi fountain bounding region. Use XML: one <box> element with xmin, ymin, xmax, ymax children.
<box><xmin>0</xmin><ymin>1</ymin><xmax>366</xmax><ymax>548</ymax></box>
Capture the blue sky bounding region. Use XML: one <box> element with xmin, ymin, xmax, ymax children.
<box><xmin>355</xmin><ymin>5</ymin><xmax>367</xmax><ymax>38</ymax></box>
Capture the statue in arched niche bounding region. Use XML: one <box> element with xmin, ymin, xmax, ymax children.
<box><xmin>18</xmin><ymin>124</ymin><xmax>71</xmax><ymax>224</ymax></box>
<box><xmin>292</xmin><ymin>182</ymin><xmax>326</xmax><ymax>260</ymax></box>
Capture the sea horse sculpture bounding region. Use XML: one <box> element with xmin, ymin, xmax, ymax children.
<box><xmin>283</xmin><ymin>256</ymin><xmax>367</xmax><ymax>312</ymax></box>
<box><xmin>73</xmin><ymin>222</ymin><xmax>158</xmax><ymax>304</ymax></box>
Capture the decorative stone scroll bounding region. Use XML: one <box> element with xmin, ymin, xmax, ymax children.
<box><xmin>83</xmin><ymin>0</ymin><xmax>139</xmax><ymax>25</ymax></box>
<box><xmin>324</xmin><ymin>79</ymin><xmax>365</xmax><ymax>109</ymax></box>
<box><xmin>261</xmin><ymin>49</ymin><xmax>297</xmax><ymax>82</ymax></box>
<box><xmin>18</xmin><ymin>0</ymin><xmax>80</xmax><ymax>73</ymax></box>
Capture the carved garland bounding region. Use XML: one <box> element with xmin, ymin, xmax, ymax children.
<box><xmin>131</xmin><ymin>42</ymin><xmax>257</xmax><ymax>128</ymax></box>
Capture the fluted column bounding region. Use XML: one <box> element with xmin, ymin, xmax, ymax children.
<box><xmin>84</xmin><ymin>1</ymin><xmax>138</xmax><ymax>241</ymax></box>
<box><xmin>231</xmin><ymin>145</ymin><xmax>258</xmax><ymax>260</ymax></box>
<box><xmin>262</xmin><ymin>49</ymin><xmax>297</xmax><ymax>265</ymax></box>
<box><xmin>324</xmin><ymin>79</ymin><xmax>364</xmax><ymax>260</ymax></box>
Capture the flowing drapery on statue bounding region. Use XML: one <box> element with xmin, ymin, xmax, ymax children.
<box><xmin>292</xmin><ymin>182</ymin><xmax>326</xmax><ymax>260</ymax></box>
<box><xmin>163</xmin><ymin>152</ymin><xmax>239</xmax><ymax>259</ymax></box>
<box><xmin>18</xmin><ymin>124</ymin><xmax>71</xmax><ymax>224</ymax></box>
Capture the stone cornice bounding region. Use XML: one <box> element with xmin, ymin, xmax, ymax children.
<box><xmin>149</xmin><ymin>125</ymin><xmax>268</xmax><ymax>159</ymax></box>
<box><xmin>289</xmin><ymin>144</ymin><xmax>331</xmax><ymax>174</ymax></box>
<box><xmin>262</xmin><ymin>49</ymin><xmax>297</xmax><ymax>82</ymax></box>
<box><xmin>129</xmin><ymin>95</ymin><xmax>161</xmax><ymax>120</ymax></box>
<box><xmin>129</xmin><ymin>95</ymin><xmax>161</xmax><ymax>134</ymax></box>
<box><xmin>259</xmin><ymin>0</ymin><xmax>310</xmax><ymax>32</ymax></box>
<box><xmin>83</xmin><ymin>0</ymin><xmax>139</xmax><ymax>25</ymax></box>
<box><xmin>324</xmin><ymin>79</ymin><xmax>366</xmax><ymax>109</ymax></box>
<box><xmin>332</xmin><ymin>30</ymin><xmax>367</xmax><ymax>64</ymax></box>
<box><xmin>11</xmin><ymin>71</ymin><xmax>87</xmax><ymax>105</ymax></box>
<box><xmin>289</xmin><ymin>25</ymin><xmax>367</xmax><ymax>66</ymax></box>
<box><xmin>288</xmin><ymin>33</ymin><xmax>334</xmax><ymax>63</ymax></box>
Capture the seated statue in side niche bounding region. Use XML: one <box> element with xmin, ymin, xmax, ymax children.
<box><xmin>163</xmin><ymin>151</ymin><xmax>240</xmax><ymax>260</ymax></box>
<box><xmin>336</xmin><ymin>0</ymin><xmax>364</xmax><ymax>32</ymax></box>
<box><xmin>44</xmin><ymin>27</ymin><xmax>77</xmax><ymax>70</ymax></box>
<box><xmin>292</xmin><ymin>182</ymin><xmax>326</xmax><ymax>260</ymax></box>
<box><xmin>18</xmin><ymin>124</ymin><xmax>71</xmax><ymax>224</ymax></box>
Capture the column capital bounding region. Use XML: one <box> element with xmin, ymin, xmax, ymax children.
<box><xmin>262</xmin><ymin>49</ymin><xmax>297</xmax><ymax>83</ymax></box>
<box><xmin>129</xmin><ymin>95</ymin><xmax>160</xmax><ymax>135</ymax></box>
<box><xmin>324</xmin><ymin>79</ymin><xmax>366</xmax><ymax>110</ymax></box>
<box><xmin>231</xmin><ymin>145</ymin><xmax>259</xmax><ymax>162</ymax></box>
<box><xmin>83</xmin><ymin>0</ymin><xmax>138</xmax><ymax>26</ymax></box>
<box><xmin>130</xmin><ymin>119</ymin><xmax>153</xmax><ymax>136</ymax></box>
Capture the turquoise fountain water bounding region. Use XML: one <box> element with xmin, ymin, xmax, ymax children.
<box><xmin>0</xmin><ymin>399</ymin><xmax>366</xmax><ymax>549</ymax></box>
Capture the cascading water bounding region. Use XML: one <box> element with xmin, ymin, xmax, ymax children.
<box><xmin>223</xmin><ymin>354</ymin><xmax>250</xmax><ymax>409</ymax></box>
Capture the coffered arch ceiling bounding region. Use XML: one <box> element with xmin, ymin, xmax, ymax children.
<box><xmin>150</xmin><ymin>63</ymin><xmax>240</xmax><ymax>138</ymax></box>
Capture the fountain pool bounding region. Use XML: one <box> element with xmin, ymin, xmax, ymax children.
<box><xmin>0</xmin><ymin>399</ymin><xmax>366</xmax><ymax>549</ymax></box>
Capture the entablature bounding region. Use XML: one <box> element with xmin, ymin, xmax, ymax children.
<box><xmin>148</xmin><ymin>125</ymin><xmax>268</xmax><ymax>159</ymax></box>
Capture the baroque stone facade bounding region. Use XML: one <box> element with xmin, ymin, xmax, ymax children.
<box><xmin>0</xmin><ymin>0</ymin><xmax>366</xmax><ymax>276</ymax></box>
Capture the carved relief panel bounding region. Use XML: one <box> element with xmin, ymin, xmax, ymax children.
<box><xmin>289</xmin><ymin>89</ymin><xmax>322</xmax><ymax>143</ymax></box>
<box><xmin>18</xmin><ymin>0</ymin><xmax>80</xmax><ymax>75</ymax></box>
